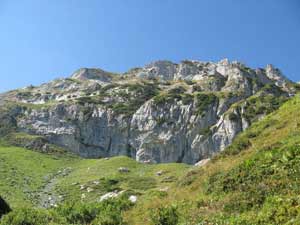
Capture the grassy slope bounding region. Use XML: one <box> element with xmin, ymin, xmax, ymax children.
<box><xmin>0</xmin><ymin>147</ymin><xmax>190</xmax><ymax>209</ymax></box>
<box><xmin>0</xmin><ymin>146</ymin><xmax>78</xmax><ymax>208</ymax></box>
<box><xmin>1</xmin><ymin>95</ymin><xmax>300</xmax><ymax>224</ymax></box>
<box><xmin>56</xmin><ymin>157</ymin><xmax>190</xmax><ymax>203</ymax></box>
<box><xmin>125</xmin><ymin>95</ymin><xmax>300</xmax><ymax>224</ymax></box>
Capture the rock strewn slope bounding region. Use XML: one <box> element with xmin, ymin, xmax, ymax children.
<box><xmin>0</xmin><ymin>59</ymin><xmax>295</xmax><ymax>163</ymax></box>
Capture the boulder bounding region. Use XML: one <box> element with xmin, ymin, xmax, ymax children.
<box><xmin>195</xmin><ymin>158</ymin><xmax>211</xmax><ymax>167</ymax></box>
<box><xmin>128</xmin><ymin>195</ymin><xmax>137</xmax><ymax>203</ymax></box>
<box><xmin>156</xmin><ymin>170</ymin><xmax>164</xmax><ymax>176</ymax></box>
<box><xmin>99</xmin><ymin>190</ymin><xmax>125</xmax><ymax>202</ymax></box>
<box><xmin>118</xmin><ymin>167</ymin><xmax>130</xmax><ymax>173</ymax></box>
<box><xmin>0</xmin><ymin>196</ymin><xmax>11</xmax><ymax>218</ymax></box>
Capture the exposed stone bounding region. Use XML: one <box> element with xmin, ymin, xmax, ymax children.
<box><xmin>128</xmin><ymin>195</ymin><xmax>137</xmax><ymax>203</ymax></box>
<box><xmin>87</xmin><ymin>187</ymin><xmax>94</xmax><ymax>193</ymax></box>
<box><xmin>71</xmin><ymin>68</ymin><xmax>113</xmax><ymax>83</ymax></box>
<box><xmin>0</xmin><ymin>59</ymin><xmax>293</xmax><ymax>164</ymax></box>
<box><xmin>93</xmin><ymin>181</ymin><xmax>100</xmax><ymax>185</ymax></box>
<box><xmin>195</xmin><ymin>158</ymin><xmax>210</xmax><ymax>167</ymax></box>
<box><xmin>159</xmin><ymin>187</ymin><xmax>169</xmax><ymax>192</ymax></box>
<box><xmin>156</xmin><ymin>171</ymin><xmax>164</xmax><ymax>176</ymax></box>
<box><xmin>118</xmin><ymin>167</ymin><xmax>130</xmax><ymax>173</ymax></box>
<box><xmin>99</xmin><ymin>190</ymin><xmax>125</xmax><ymax>202</ymax></box>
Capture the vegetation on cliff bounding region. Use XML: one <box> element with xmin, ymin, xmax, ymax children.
<box><xmin>0</xmin><ymin>95</ymin><xmax>300</xmax><ymax>224</ymax></box>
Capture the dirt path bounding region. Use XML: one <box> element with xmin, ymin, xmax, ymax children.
<box><xmin>37</xmin><ymin>167</ymin><xmax>72</xmax><ymax>208</ymax></box>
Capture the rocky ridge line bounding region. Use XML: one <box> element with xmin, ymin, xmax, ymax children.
<box><xmin>0</xmin><ymin>59</ymin><xmax>296</xmax><ymax>164</ymax></box>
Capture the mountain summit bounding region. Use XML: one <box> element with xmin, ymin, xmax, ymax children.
<box><xmin>0</xmin><ymin>59</ymin><xmax>296</xmax><ymax>164</ymax></box>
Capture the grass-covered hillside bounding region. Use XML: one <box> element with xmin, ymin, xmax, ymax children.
<box><xmin>0</xmin><ymin>143</ymin><xmax>190</xmax><ymax>224</ymax></box>
<box><xmin>0</xmin><ymin>145</ymin><xmax>78</xmax><ymax>208</ymax></box>
<box><xmin>1</xmin><ymin>95</ymin><xmax>300</xmax><ymax>224</ymax></box>
<box><xmin>124</xmin><ymin>95</ymin><xmax>300</xmax><ymax>225</ymax></box>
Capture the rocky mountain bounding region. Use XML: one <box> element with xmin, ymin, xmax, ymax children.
<box><xmin>0</xmin><ymin>59</ymin><xmax>296</xmax><ymax>164</ymax></box>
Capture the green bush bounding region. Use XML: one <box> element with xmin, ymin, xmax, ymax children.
<box><xmin>0</xmin><ymin>207</ymin><xmax>65</xmax><ymax>225</ymax></box>
<box><xmin>54</xmin><ymin>202</ymin><xmax>100</xmax><ymax>224</ymax></box>
<box><xmin>1</xmin><ymin>197</ymin><xmax>133</xmax><ymax>225</ymax></box>
<box><xmin>206</xmin><ymin>137</ymin><xmax>300</xmax><ymax>222</ymax></box>
<box><xmin>294</xmin><ymin>83</ymin><xmax>300</xmax><ymax>92</ymax></box>
<box><xmin>16</xmin><ymin>91</ymin><xmax>33</xmax><ymax>99</ymax></box>
<box><xmin>76</xmin><ymin>96</ymin><xmax>105</xmax><ymax>105</ymax></box>
<box><xmin>228</xmin><ymin>112</ymin><xmax>239</xmax><ymax>121</ymax></box>
<box><xmin>91</xmin><ymin>205</ymin><xmax>124</xmax><ymax>225</ymax></box>
<box><xmin>257</xmin><ymin>196</ymin><xmax>300</xmax><ymax>225</ymax></box>
<box><xmin>150</xmin><ymin>205</ymin><xmax>179</xmax><ymax>225</ymax></box>
<box><xmin>153</xmin><ymin>86</ymin><xmax>186</xmax><ymax>105</ymax></box>
<box><xmin>223</xmin><ymin>189</ymin><xmax>267</xmax><ymax>213</ymax></box>
<box><xmin>195</xmin><ymin>93</ymin><xmax>217</xmax><ymax>116</ymax></box>
<box><xmin>91</xmin><ymin>197</ymin><xmax>132</xmax><ymax>225</ymax></box>
<box><xmin>221</xmin><ymin>136</ymin><xmax>252</xmax><ymax>156</ymax></box>
<box><xmin>101</xmin><ymin>82</ymin><xmax>160</xmax><ymax>116</ymax></box>
<box><xmin>178</xmin><ymin>170</ymin><xmax>202</xmax><ymax>187</ymax></box>
<box><xmin>111</xmin><ymin>103</ymin><xmax>134</xmax><ymax>116</ymax></box>
<box><xmin>54</xmin><ymin>197</ymin><xmax>132</xmax><ymax>225</ymax></box>
<box><xmin>243</xmin><ymin>95</ymin><xmax>287</xmax><ymax>122</ymax></box>
<box><xmin>199</xmin><ymin>127</ymin><xmax>212</xmax><ymax>136</ymax></box>
<box><xmin>184</xmin><ymin>80</ymin><xmax>195</xmax><ymax>85</ymax></box>
<box><xmin>181</xmin><ymin>93</ymin><xmax>193</xmax><ymax>105</ymax></box>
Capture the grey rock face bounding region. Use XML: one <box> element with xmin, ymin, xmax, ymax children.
<box><xmin>1</xmin><ymin>59</ymin><xmax>293</xmax><ymax>164</ymax></box>
<box><xmin>18</xmin><ymin>104</ymin><xmax>133</xmax><ymax>158</ymax></box>
<box><xmin>71</xmin><ymin>68</ymin><xmax>113</xmax><ymax>83</ymax></box>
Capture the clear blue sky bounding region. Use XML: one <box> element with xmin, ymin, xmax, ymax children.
<box><xmin>0</xmin><ymin>0</ymin><xmax>299</xmax><ymax>92</ymax></box>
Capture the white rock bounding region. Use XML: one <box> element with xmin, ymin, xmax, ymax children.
<box><xmin>99</xmin><ymin>190</ymin><xmax>125</xmax><ymax>202</ymax></box>
<box><xmin>118</xmin><ymin>167</ymin><xmax>130</xmax><ymax>173</ymax></box>
<box><xmin>128</xmin><ymin>195</ymin><xmax>137</xmax><ymax>203</ymax></box>
<box><xmin>93</xmin><ymin>181</ymin><xmax>100</xmax><ymax>185</ymax></box>
<box><xmin>159</xmin><ymin>187</ymin><xmax>169</xmax><ymax>192</ymax></box>
<box><xmin>195</xmin><ymin>158</ymin><xmax>211</xmax><ymax>167</ymax></box>
<box><xmin>99</xmin><ymin>191</ymin><xmax>119</xmax><ymax>202</ymax></box>
<box><xmin>156</xmin><ymin>170</ymin><xmax>164</xmax><ymax>176</ymax></box>
<box><xmin>87</xmin><ymin>187</ymin><xmax>94</xmax><ymax>193</ymax></box>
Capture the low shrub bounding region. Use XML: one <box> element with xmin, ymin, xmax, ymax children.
<box><xmin>153</xmin><ymin>86</ymin><xmax>186</xmax><ymax>105</ymax></box>
<box><xmin>150</xmin><ymin>205</ymin><xmax>179</xmax><ymax>225</ymax></box>
<box><xmin>54</xmin><ymin>202</ymin><xmax>100</xmax><ymax>224</ymax></box>
<box><xmin>195</xmin><ymin>93</ymin><xmax>217</xmax><ymax>116</ymax></box>
<box><xmin>228</xmin><ymin>112</ymin><xmax>239</xmax><ymax>121</ymax></box>
<box><xmin>91</xmin><ymin>204</ymin><xmax>124</xmax><ymax>225</ymax></box>
<box><xmin>221</xmin><ymin>136</ymin><xmax>252</xmax><ymax>156</ymax></box>
<box><xmin>0</xmin><ymin>207</ymin><xmax>65</xmax><ymax>225</ymax></box>
<box><xmin>0</xmin><ymin>197</ymin><xmax>133</xmax><ymax>225</ymax></box>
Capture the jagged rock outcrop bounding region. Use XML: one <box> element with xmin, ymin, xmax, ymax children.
<box><xmin>71</xmin><ymin>68</ymin><xmax>113</xmax><ymax>83</ymax></box>
<box><xmin>0</xmin><ymin>59</ymin><xmax>295</xmax><ymax>164</ymax></box>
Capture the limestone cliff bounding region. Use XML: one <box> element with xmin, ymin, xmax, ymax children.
<box><xmin>0</xmin><ymin>59</ymin><xmax>294</xmax><ymax>164</ymax></box>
